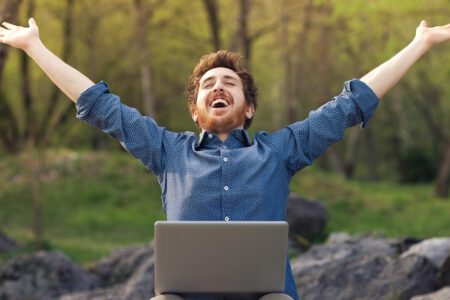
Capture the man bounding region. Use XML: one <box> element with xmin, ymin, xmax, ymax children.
<box><xmin>1</xmin><ymin>17</ymin><xmax>449</xmax><ymax>300</ymax></box>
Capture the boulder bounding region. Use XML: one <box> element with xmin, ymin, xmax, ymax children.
<box><xmin>90</xmin><ymin>244</ymin><xmax>154</xmax><ymax>287</ymax></box>
<box><xmin>0</xmin><ymin>251</ymin><xmax>94</xmax><ymax>300</ymax></box>
<box><xmin>410</xmin><ymin>287</ymin><xmax>450</xmax><ymax>300</ymax></box>
<box><xmin>286</xmin><ymin>195</ymin><xmax>327</xmax><ymax>249</ymax></box>
<box><xmin>438</xmin><ymin>255</ymin><xmax>450</xmax><ymax>286</ymax></box>
<box><xmin>61</xmin><ymin>244</ymin><xmax>155</xmax><ymax>300</ymax></box>
<box><xmin>0</xmin><ymin>230</ymin><xmax>17</xmax><ymax>252</ymax></box>
<box><xmin>291</xmin><ymin>234</ymin><xmax>439</xmax><ymax>300</ymax></box>
<box><xmin>400</xmin><ymin>237</ymin><xmax>450</xmax><ymax>269</ymax></box>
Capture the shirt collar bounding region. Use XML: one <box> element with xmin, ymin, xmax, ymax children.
<box><xmin>195</xmin><ymin>129</ymin><xmax>252</xmax><ymax>149</ymax></box>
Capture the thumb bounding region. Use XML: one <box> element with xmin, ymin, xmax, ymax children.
<box><xmin>419</xmin><ymin>20</ymin><xmax>427</xmax><ymax>27</ymax></box>
<box><xmin>28</xmin><ymin>17</ymin><xmax>37</xmax><ymax>28</ymax></box>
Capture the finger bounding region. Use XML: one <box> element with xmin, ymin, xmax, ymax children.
<box><xmin>2</xmin><ymin>22</ymin><xmax>17</xmax><ymax>30</ymax></box>
<box><xmin>0</xmin><ymin>27</ymin><xmax>7</xmax><ymax>34</ymax></box>
<box><xmin>420</xmin><ymin>20</ymin><xmax>427</xmax><ymax>27</ymax></box>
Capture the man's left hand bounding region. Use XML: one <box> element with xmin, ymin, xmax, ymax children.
<box><xmin>414</xmin><ymin>20</ymin><xmax>450</xmax><ymax>48</ymax></box>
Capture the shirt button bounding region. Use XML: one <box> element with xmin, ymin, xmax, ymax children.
<box><xmin>208</xmin><ymin>133</ymin><xmax>213</xmax><ymax>139</ymax></box>
<box><xmin>224</xmin><ymin>186</ymin><xmax>229</xmax><ymax>191</ymax></box>
<box><xmin>223</xmin><ymin>157</ymin><xmax>228</xmax><ymax>162</ymax></box>
<box><xmin>224</xmin><ymin>216</ymin><xmax>230</xmax><ymax>221</ymax></box>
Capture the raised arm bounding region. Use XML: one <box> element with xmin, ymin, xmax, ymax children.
<box><xmin>360</xmin><ymin>20</ymin><xmax>450</xmax><ymax>99</ymax></box>
<box><xmin>0</xmin><ymin>18</ymin><xmax>94</xmax><ymax>102</ymax></box>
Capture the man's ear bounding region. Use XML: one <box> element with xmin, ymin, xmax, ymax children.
<box><xmin>245</xmin><ymin>103</ymin><xmax>255</xmax><ymax>119</ymax></box>
<box><xmin>191</xmin><ymin>108</ymin><xmax>198</xmax><ymax>123</ymax></box>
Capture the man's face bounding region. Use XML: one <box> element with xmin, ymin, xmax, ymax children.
<box><xmin>192</xmin><ymin>67</ymin><xmax>254</xmax><ymax>134</ymax></box>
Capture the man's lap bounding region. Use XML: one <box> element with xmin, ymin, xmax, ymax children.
<box><xmin>151</xmin><ymin>293</ymin><xmax>293</xmax><ymax>300</ymax></box>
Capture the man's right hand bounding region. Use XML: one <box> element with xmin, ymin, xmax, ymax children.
<box><xmin>0</xmin><ymin>18</ymin><xmax>40</xmax><ymax>51</ymax></box>
<box><xmin>0</xmin><ymin>17</ymin><xmax>94</xmax><ymax>102</ymax></box>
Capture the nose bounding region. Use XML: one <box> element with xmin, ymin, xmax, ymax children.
<box><xmin>212</xmin><ymin>80</ymin><xmax>225</xmax><ymax>93</ymax></box>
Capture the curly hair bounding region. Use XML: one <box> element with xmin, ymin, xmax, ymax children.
<box><xmin>186</xmin><ymin>50</ymin><xmax>258</xmax><ymax>129</ymax></box>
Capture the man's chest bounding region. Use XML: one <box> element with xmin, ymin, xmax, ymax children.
<box><xmin>161</xmin><ymin>144</ymin><xmax>291</xmax><ymax>221</ymax></box>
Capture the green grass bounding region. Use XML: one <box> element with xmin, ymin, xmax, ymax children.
<box><xmin>0</xmin><ymin>149</ymin><xmax>165</xmax><ymax>266</ymax></box>
<box><xmin>0</xmin><ymin>149</ymin><xmax>449</xmax><ymax>267</ymax></box>
<box><xmin>291</xmin><ymin>167</ymin><xmax>450</xmax><ymax>238</ymax></box>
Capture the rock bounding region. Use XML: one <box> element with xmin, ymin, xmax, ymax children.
<box><xmin>400</xmin><ymin>237</ymin><xmax>450</xmax><ymax>268</ymax></box>
<box><xmin>119</xmin><ymin>255</ymin><xmax>155</xmax><ymax>300</ymax></box>
<box><xmin>410</xmin><ymin>287</ymin><xmax>450</xmax><ymax>300</ymax></box>
<box><xmin>0</xmin><ymin>251</ymin><xmax>94</xmax><ymax>300</ymax></box>
<box><xmin>286</xmin><ymin>195</ymin><xmax>328</xmax><ymax>248</ymax></box>
<box><xmin>61</xmin><ymin>244</ymin><xmax>155</xmax><ymax>300</ymax></box>
<box><xmin>59</xmin><ymin>286</ymin><xmax>123</xmax><ymax>300</ymax></box>
<box><xmin>90</xmin><ymin>244</ymin><xmax>154</xmax><ymax>287</ymax></box>
<box><xmin>291</xmin><ymin>235</ymin><xmax>439</xmax><ymax>300</ymax></box>
<box><xmin>438</xmin><ymin>254</ymin><xmax>450</xmax><ymax>286</ymax></box>
<box><xmin>0</xmin><ymin>230</ymin><xmax>17</xmax><ymax>252</ymax></box>
<box><xmin>2</xmin><ymin>234</ymin><xmax>448</xmax><ymax>300</ymax></box>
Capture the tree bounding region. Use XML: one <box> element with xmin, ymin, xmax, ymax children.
<box><xmin>202</xmin><ymin>0</ymin><xmax>221</xmax><ymax>51</ymax></box>
<box><xmin>0</xmin><ymin>0</ymin><xmax>23</xmax><ymax>153</ymax></box>
<box><xmin>133</xmin><ymin>0</ymin><xmax>164</xmax><ymax>118</ymax></box>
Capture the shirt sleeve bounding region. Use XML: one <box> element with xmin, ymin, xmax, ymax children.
<box><xmin>269</xmin><ymin>79</ymin><xmax>379</xmax><ymax>174</ymax></box>
<box><xmin>76</xmin><ymin>81</ymin><xmax>179</xmax><ymax>175</ymax></box>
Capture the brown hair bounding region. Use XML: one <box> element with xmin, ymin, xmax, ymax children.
<box><xmin>186</xmin><ymin>50</ymin><xmax>258</xmax><ymax>129</ymax></box>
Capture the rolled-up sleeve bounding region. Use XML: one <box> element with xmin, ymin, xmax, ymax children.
<box><xmin>269</xmin><ymin>79</ymin><xmax>379</xmax><ymax>174</ymax></box>
<box><xmin>344</xmin><ymin>79</ymin><xmax>379</xmax><ymax>128</ymax></box>
<box><xmin>75</xmin><ymin>81</ymin><xmax>179</xmax><ymax>175</ymax></box>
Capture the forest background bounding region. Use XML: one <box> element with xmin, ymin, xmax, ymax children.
<box><xmin>0</xmin><ymin>0</ymin><xmax>449</xmax><ymax>264</ymax></box>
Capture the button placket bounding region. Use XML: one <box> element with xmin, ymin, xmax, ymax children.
<box><xmin>221</xmin><ymin>145</ymin><xmax>231</xmax><ymax>222</ymax></box>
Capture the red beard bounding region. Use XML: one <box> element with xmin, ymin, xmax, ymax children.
<box><xmin>195</xmin><ymin>102</ymin><xmax>248</xmax><ymax>134</ymax></box>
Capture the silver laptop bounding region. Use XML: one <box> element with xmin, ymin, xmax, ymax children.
<box><xmin>154</xmin><ymin>221</ymin><xmax>288</xmax><ymax>295</ymax></box>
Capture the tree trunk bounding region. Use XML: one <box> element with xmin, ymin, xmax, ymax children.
<box><xmin>0</xmin><ymin>0</ymin><xmax>23</xmax><ymax>153</ymax></box>
<box><xmin>230</xmin><ymin>0</ymin><xmax>250</xmax><ymax>62</ymax></box>
<box><xmin>21</xmin><ymin>0</ymin><xmax>36</xmax><ymax>147</ymax></box>
<box><xmin>343</xmin><ymin>127</ymin><xmax>362</xmax><ymax>178</ymax></box>
<box><xmin>202</xmin><ymin>0</ymin><xmax>221</xmax><ymax>51</ymax></box>
<box><xmin>365</xmin><ymin>125</ymin><xmax>379</xmax><ymax>181</ymax></box>
<box><xmin>289</xmin><ymin>0</ymin><xmax>313</xmax><ymax>124</ymax></box>
<box><xmin>0</xmin><ymin>0</ymin><xmax>23</xmax><ymax>84</ymax></box>
<box><xmin>326</xmin><ymin>146</ymin><xmax>346</xmax><ymax>176</ymax></box>
<box><xmin>435</xmin><ymin>141</ymin><xmax>450</xmax><ymax>198</ymax></box>
<box><xmin>134</xmin><ymin>0</ymin><xmax>157</xmax><ymax>118</ymax></box>
<box><xmin>37</xmin><ymin>0</ymin><xmax>74</xmax><ymax>146</ymax></box>
<box><xmin>280</xmin><ymin>0</ymin><xmax>293</xmax><ymax>127</ymax></box>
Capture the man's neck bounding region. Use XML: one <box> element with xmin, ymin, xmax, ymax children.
<box><xmin>201</xmin><ymin>128</ymin><xmax>245</xmax><ymax>142</ymax></box>
<box><xmin>217</xmin><ymin>132</ymin><xmax>229</xmax><ymax>142</ymax></box>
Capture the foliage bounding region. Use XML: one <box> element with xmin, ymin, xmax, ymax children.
<box><xmin>0</xmin><ymin>0</ymin><xmax>449</xmax><ymax>183</ymax></box>
<box><xmin>0</xmin><ymin>150</ymin><xmax>449</xmax><ymax>266</ymax></box>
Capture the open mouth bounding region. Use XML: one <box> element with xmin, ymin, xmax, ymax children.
<box><xmin>210</xmin><ymin>99</ymin><xmax>230</xmax><ymax>108</ymax></box>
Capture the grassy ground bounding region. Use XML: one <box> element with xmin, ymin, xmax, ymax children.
<box><xmin>0</xmin><ymin>149</ymin><xmax>449</xmax><ymax>267</ymax></box>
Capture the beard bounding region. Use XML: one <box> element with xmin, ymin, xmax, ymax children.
<box><xmin>195</xmin><ymin>103</ymin><xmax>248</xmax><ymax>134</ymax></box>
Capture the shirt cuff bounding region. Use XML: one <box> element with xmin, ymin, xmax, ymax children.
<box><xmin>76</xmin><ymin>81</ymin><xmax>110</xmax><ymax>119</ymax></box>
<box><xmin>343</xmin><ymin>79</ymin><xmax>379</xmax><ymax>128</ymax></box>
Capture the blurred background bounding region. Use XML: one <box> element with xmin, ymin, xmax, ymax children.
<box><xmin>0</xmin><ymin>0</ymin><xmax>449</xmax><ymax>265</ymax></box>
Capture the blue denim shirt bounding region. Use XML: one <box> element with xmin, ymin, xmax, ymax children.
<box><xmin>76</xmin><ymin>79</ymin><xmax>379</xmax><ymax>300</ymax></box>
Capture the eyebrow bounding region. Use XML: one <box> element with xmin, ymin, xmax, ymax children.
<box><xmin>201</xmin><ymin>75</ymin><xmax>239</xmax><ymax>85</ymax></box>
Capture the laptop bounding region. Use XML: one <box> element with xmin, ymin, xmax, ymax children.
<box><xmin>154</xmin><ymin>221</ymin><xmax>288</xmax><ymax>295</ymax></box>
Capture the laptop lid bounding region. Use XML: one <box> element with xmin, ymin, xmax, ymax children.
<box><xmin>154</xmin><ymin>221</ymin><xmax>288</xmax><ymax>294</ymax></box>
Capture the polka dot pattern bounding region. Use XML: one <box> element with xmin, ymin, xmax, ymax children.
<box><xmin>76</xmin><ymin>79</ymin><xmax>379</xmax><ymax>300</ymax></box>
